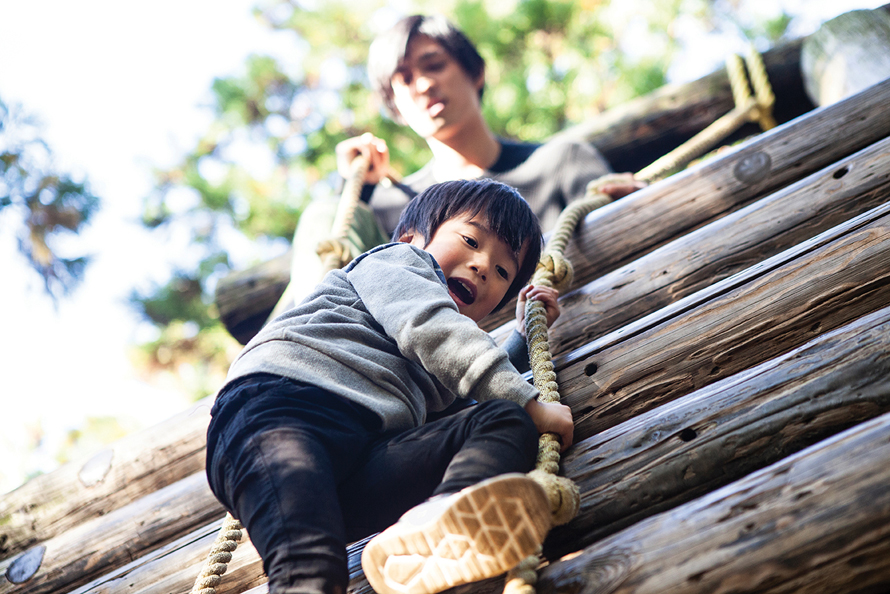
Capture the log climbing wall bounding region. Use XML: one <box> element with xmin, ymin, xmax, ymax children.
<box><xmin>2</xmin><ymin>68</ymin><xmax>890</xmax><ymax>594</ymax></box>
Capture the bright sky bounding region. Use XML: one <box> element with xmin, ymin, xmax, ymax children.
<box><xmin>0</xmin><ymin>0</ymin><xmax>884</xmax><ymax>494</ymax></box>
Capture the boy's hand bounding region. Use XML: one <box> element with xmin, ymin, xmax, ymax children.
<box><xmin>336</xmin><ymin>133</ymin><xmax>392</xmax><ymax>185</ymax></box>
<box><xmin>524</xmin><ymin>399</ymin><xmax>574</xmax><ymax>452</ymax></box>
<box><xmin>516</xmin><ymin>285</ymin><xmax>561</xmax><ymax>336</ymax></box>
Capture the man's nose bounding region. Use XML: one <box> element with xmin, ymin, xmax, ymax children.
<box><xmin>414</xmin><ymin>74</ymin><xmax>433</xmax><ymax>94</ymax></box>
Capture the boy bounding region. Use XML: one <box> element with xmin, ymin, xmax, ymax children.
<box><xmin>205</xmin><ymin>179</ymin><xmax>574</xmax><ymax>594</ymax></box>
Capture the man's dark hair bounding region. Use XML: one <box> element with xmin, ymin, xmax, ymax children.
<box><xmin>368</xmin><ymin>14</ymin><xmax>485</xmax><ymax>122</ymax></box>
<box><xmin>393</xmin><ymin>179</ymin><xmax>542</xmax><ymax>311</ymax></box>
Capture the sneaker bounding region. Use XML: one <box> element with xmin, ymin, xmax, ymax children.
<box><xmin>361</xmin><ymin>473</ymin><xmax>550</xmax><ymax>594</ymax></box>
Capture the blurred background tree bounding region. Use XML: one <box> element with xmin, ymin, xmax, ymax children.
<box><xmin>131</xmin><ymin>0</ymin><xmax>796</xmax><ymax>399</ymax></box>
<box><xmin>1</xmin><ymin>97</ymin><xmax>100</xmax><ymax>301</ymax></box>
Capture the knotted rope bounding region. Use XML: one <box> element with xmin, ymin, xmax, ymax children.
<box><xmin>507</xmin><ymin>49</ymin><xmax>775</xmax><ymax>594</ymax></box>
<box><xmin>189</xmin><ymin>512</ymin><xmax>243</xmax><ymax>594</ymax></box>
<box><xmin>316</xmin><ymin>153</ymin><xmax>372</xmax><ymax>271</ymax></box>
<box><xmin>636</xmin><ymin>46</ymin><xmax>775</xmax><ymax>183</ymax></box>
<box><xmin>504</xmin><ymin>176</ymin><xmax>620</xmax><ymax>594</ymax></box>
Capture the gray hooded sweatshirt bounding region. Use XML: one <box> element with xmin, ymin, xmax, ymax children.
<box><xmin>224</xmin><ymin>243</ymin><xmax>539</xmax><ymax>432</ymax></box>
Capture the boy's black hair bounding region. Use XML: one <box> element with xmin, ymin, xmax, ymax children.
<box><xmin>393</xmin><ymin>179</ymin><xmax>542</xmax><ymax>312</ymax></box>
<box><xmin>368</xmin><ymin>14</ymin><xmax>485</xmax><ymax>123</ymax></box>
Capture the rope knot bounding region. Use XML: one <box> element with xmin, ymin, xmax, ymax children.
<box><xmin>316</xmin><ymin>237</ymin><xmax>355</xmax><ymax>270</ymax></box>
<box><xmin>535</xmin><ymin>252</ymin><xmax>574</xmax><ymax>294</ymax></box>
<box><xmin>528</xmin><ymin>468</ymin><xmax>580</xmax><ymax>526</ymax></box>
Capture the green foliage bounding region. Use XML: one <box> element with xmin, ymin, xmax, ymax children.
<box><xmin>0</xmin><ymin>98</ymin><xmax>100</xmax><ymax>300</ymax></box>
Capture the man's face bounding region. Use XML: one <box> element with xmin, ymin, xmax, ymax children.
<box><xmin>390</xmin><ymin>35</ymin><xmax>484</xmax><ymax>141</ymax></box>
<box><xmin>403</xmin><ymin>214</ymin><xmax>525</xmax><ymax>323</ymax></box>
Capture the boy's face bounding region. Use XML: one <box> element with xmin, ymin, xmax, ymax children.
<box><xmin>401</xmin><ymin>214</ymin><xmax>526</xmax><ymax>323</ymax></box>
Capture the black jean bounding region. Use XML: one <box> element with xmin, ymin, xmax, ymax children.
<box><xmin>206</xmin><ymin>373</ymin><xmax>539</xmax><ymax>594</ymax></box>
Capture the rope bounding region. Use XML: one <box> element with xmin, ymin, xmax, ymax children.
<box><xmin>317</xmin><ymin>154</ymin><xmax>371</xmax><ymax>271</ymax></box>
<box><xmin>636</xmin><ymin>47</ymin><xmax>775</xmax><ymax>183</ymax></box>
<box><xmin>189</xmin><ymin>512</ymin><xmax>243</xmax><ymax>594</ymax></box>
<box><xmin>191</xmin><ymin>158</ymin><xmax>373</xmax><ymax>594</ymax></box>
<box><xmin>506</xmin><ymin>48</ymin><xmax>776</xmax><ymax>594</ymax></box>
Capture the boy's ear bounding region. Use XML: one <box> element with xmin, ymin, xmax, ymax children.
<box><xmin>397</xmin><ymin>232</ymin><xmax>422</xmax><ymax>245</ymax></box>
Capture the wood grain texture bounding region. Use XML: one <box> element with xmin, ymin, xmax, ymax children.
<box><xmin>0</xmin><ymin>473</ymin><xmax>223</xmax><ymax>594</ymax></box>
<box><xmin>490</xmin><ymin>134</ymin><xmax>890</xmax><ymax>353</ymax></box>
<box><xmin>479</xmin><ymin>77</ymin><xmax>890</xmax><ymax>332</ymax></box>
<box><xmin>558</xmin><ymin>202</ymin><xmax>890</xmax><ymax>442</ymax></box>
<box><xmin>537</xmin><ymin>412</ymin><xmax>890</xmax><ymax>594</ymax></box>
<box><xmin>0</xmin><ymin>398</ymin><xmax>212</xmax><ymax>561</ymax></box>
<box><xmin>547</xmin><ymin>306</ymin><xmax>890</xmax><ymax>556</ymax></box>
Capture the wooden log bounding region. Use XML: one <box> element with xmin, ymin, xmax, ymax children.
<box><xmin>0</xmin><ymin>397</ymin><xmax>212</xmax><ymax>561</ymax></box>
<box><xmin>481</xmin><ymin>77</ymin><xmax>890</xmax><ymax>331</ymax></box>
<box><xmin>0</xmin><ymin>473</ymin><xmax>224</xmax><ymax>594</ymax></box>
<box><xmin>560</xmin><ymin>199</ymin><xmax>890</xmax><ymax>443</ymax></box>
<box><xmin>215</xmin><ymin>251</ymin><xmax>292</xmax><ymax>345</ymax></box>
<box><xmin>64</xmin><ymin>520</ymin><xmax>265</xmax><ymax>594</ymax></box>
<box><xmin>536</xmin><ymin>411</ymin><xmax>890</xmax><ymax>594</ymax></box>
<box><xmin>491</xmin><ymin>132</ymin><xmax>890</xmax><ymax>353</ymax></box>
<box><xmin>219</xmin><ymin>77</ymin><xmax>890</xmax><ymax>343</ymax></box>
<box><xmin>801</xmin><ymin>8</ymin><xmax>890</xmax><ymax>107</ymax></box>
<box><xmin>39</xmin><ymin>306</ymin><xmax>890</xmax><ymax>594</ymax></box>
<box><xmin>560</xmin><ymin>38</ymin><xmax>813</xmax><ymax>174</ymax></box>
<box><xmin>546</xmin><ymin>305</ymin><xmax>890</xmax><ymax>557</ymax></box>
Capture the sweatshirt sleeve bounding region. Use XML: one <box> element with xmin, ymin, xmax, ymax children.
<box><xmin>347</xmin><ymin>245</ymin><xmax>539</xmax><ymax>407</ymax></box>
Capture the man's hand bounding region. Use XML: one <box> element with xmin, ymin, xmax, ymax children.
<box><xmin>523</xmin><ymin>399</ymin><xmax>574</xmax><ymax>452</ymax></box>
<box><xmin>599</xmin><ymin>172</ymin><xmax>647</xmax><ymax>200</ymax></box>
<box><xmin>336</xmin><ymin>133</ymin><xmax>392</xmax><ymax>185</ymax></box>
<box><xmin>516</xmin><ymin>284</ymin><xmax>560</xmax><ymax>336</ymax></box>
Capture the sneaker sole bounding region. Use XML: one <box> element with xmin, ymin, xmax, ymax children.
<box><xmin>361</xmin><ymin>474</ymin><xmax>550</xmax><ymax>594</ymax></box>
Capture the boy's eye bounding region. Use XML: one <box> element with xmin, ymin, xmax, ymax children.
<box><xmin>463</xmin><ymin>236</ymin><xmax>478</xmax><ymax>248</ymax></box>
<box><xmin>496</xmin><ymin>266</ymin><xmax>510</xmax><ymax>281</ymax></box>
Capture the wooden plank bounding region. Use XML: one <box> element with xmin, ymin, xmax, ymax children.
<box><xmin>558</xmin><ymin>200</ymin><xmax>890</xmax><ymax>443</ymax></box>
<box><xmin>490</xmin><ymin>133</ymin><xmax>890</xmax><ymax>353</ymax></box>
<box><xmin>0</xmin><ymin>398</ymin><xmax>212</xmax><ymax>562</ymax></box>
<box><xmin>536</xmin><ymin>411</ymin><xmax>890</xmax><ymax>594</ymax></box>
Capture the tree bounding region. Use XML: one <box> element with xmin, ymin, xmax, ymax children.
<box><xmin>132</xmin><ymin>0</ymin><xmax>796</xmax><ymax>398</ymax></box>
<box><xmin>0</xmin><ymin>97</ymin><xmax>100</xmax><ymax>300</ymax></box>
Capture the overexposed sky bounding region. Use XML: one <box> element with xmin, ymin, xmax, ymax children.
<box><xmin>0</xmin><ymin>0</ymin><xmax>300</xmax><ymax>493</ymax></box>
<box><xmin>0</xmin><ymin>0</ymin><xmax>884</xmax><ymax>494</ymax></box>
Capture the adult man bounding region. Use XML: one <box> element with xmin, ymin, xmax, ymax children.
<box><xmin>279</xmin><ymin>14</ymin><xmax>641</xmax><ymax>313</ymax></box>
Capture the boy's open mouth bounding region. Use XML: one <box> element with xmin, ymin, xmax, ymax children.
<box><xmin>447</xmin><ymin>277</ymin><xmax>476</xmax><ymax>305</ymax></box>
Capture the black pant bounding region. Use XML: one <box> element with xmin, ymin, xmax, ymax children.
<box><xmin>206</xmin><ymin>374</ymin><xmax>539</xmax><ymax>594</ymax></box>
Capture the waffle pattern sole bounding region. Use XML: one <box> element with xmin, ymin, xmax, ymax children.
<box><xmin>361</xmin><ymin>474</ymin><xmax>551</xmax><ymax>594</ymax></box>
